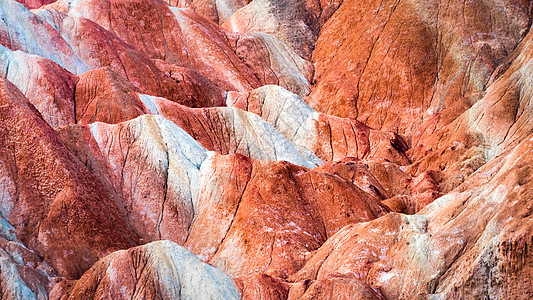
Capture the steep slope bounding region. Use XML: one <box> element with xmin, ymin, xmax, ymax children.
<box><xmin>52</xmin><ymin>241</ymin><xmax>241</xmax><ymax>299</ymax></box>
<box><xmin>57</xmin><ymin>114</ymin><xmax>387</xmax><ymax>280</ymax></box>
<box><xmin>290</xmin><ymin>133</ymin><xmax>533</xmax><ymax>298</ymax></box>
<box><xmin>0</xmin><ymin>0</ymin><xmax>87</xmax><ymax>74</ymax></box>
<box><xmin>409</xmin><ymin>24</ymin><xmax>533</xmax><ymax>192</ymax></box>
<box><xmin>228</xmin><ymin>85</ymin><xmax>410</xmax><ymax>164</ymax></box>
<box><xmin>309</xmin><ymin>0</ymin><xmax>531</xmax><ymax>136</ymax></box>
<box><xmin>287</xmin><ymin>7</ymin><xmax>533</xmax><ymax>299</ymax></box>
<box><xmin>0</xmin><ymin>46</ymin><xmax>77</xmax><ymax>128</ymax></box>
<box><xmin>0</xmin><ymin>77</ymin><xmax>138</xmax><ymax>280</ymax></box>
<box><xmin>186</xmin><ymin>153</ymin><xmax>388</xmax><ymax>278</ymax></box>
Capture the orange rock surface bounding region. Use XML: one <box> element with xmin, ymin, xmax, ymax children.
<box><xmin>308</xmin><ymin>0</ymin><xmax>531</xmax><ymax>136</ymax></box>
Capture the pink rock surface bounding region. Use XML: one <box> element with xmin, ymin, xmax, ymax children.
<box><xmin>14</xmin><ymin>0</ymin><xmax>55</xmax><ymax>9</ymax></box>
<box><xmin>0</xmin><ymin>77</ymin><xmax>137</xmax><ymax>280</ymax></box>
<box><xmin>45</xmin><ymin>0</ymin><xmax>261</xmax><ymax>92</ymax></box>
<box><xmin>0</xmin><ymin>47</ymin><xmax>77</xmax><ymax>128</ymax></box>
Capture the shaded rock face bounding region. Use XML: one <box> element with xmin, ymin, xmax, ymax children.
<box><xmin>0</xmin><ymin>0</ymin><xmax>532</xmax><ymax>299</ymax></box>
<box><xmin>0</xmin><ymin>78</ymin><xmax>138</xmax><ymax>280</ymax></box>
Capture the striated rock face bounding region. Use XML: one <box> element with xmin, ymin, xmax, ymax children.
<box><xmin>75</xmin><ymin>68</ymin><xmax>146</xmax><ymax>125</ymax></box>
<box><xmin>228</xmin><ymin>85</ymin><xmax>410</xmax><ymax>164</ymax></box>
<box><xmin>58</xmin><ymin>114</ymin><xmax>385</xmax><ymax>278</ymax></box>
<box><xmin>0</xmin><ymin>0</ymin><xmax>87</xmax><ymax>74</ymax></box>
<box><xmin>222</xmin><ymin>0</ymin><xmax>337</xmax><ymax>59</ymax></box>
<box><xmin>140</xmin><ymin>95</ymin><xmax>322</xmax><ymax>167</ymax></box>
<box><xmin>308</xmin><ymin>0</ymin><xmax>532</xmax><ymax>136</ymax></box>
<box><xmin>1</xmin><ymin>0</ymin><xmax>533</xmax><ymax>298</ymax></box>
<box><xmin>186</xmin><ymin>154</ymin><xmax>388</xmax><ymax>278</ymax></box>
<box><xmin>290</xmin><ymin>132</ymin><xmax>533</xmax><ymax>298</ymax></box>
<box><xmin>84</xmin><ymin>115</ymin><xmax>208</xmax><ymax>245</ymax></box>
<box><xmin>0</xmin><ymin>46</ymin><xmax>77</xmax><ymax>128</ymax></box>
<box><xmin>0</xmin><ymin>77</ymin><xmax>138</xmax><ymax>280</ymax></box>
<box><xmin>53</xmin><ymin>240</ymin><xmax>241</xmax><ymax>299</ymax></box>
<box><xmin>14</xmin><ymin>0</ymin><xmax>55</xmax><ymax>9</ymax></box>
<box><xmin>235</xmin><ymin>273</ymin><xmax>290</xmax><ymax>300</ymax></box>
<box><xmin>233</xmin><ymin>33</ymin><xmax>313</xmax><ymax>98</ymax></box>
<box><xmin>44</xmin><ymin>0</ymin><xmax>261</xmax><ymax>92</ymax></box>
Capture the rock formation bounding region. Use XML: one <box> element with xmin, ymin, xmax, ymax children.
<box><xmin>0</xmin><ymin>0</ymin><xmax>532</xmax><ymax>298</ymax></box>
<box><xmin>52</xmin><ymin>240</ymin><xmax>241</xmax><ymax>299</ymax></box>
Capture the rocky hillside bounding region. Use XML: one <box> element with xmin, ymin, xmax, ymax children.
<box><xmin>0</xmin><ymin>0</ymin><xmax>532</xmax><ymax>298</ymax></box>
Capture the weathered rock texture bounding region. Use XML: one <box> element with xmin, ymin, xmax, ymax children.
<box><xmin>186</xmin><ymin>154</ymin><xmax>388</xmax><ymax>278</ymax></box>
<box><xmin>52</xmin><ymin>241</ymin><xmax>241</xmax><ymax>299</ymax></box>
<box><xmin>0</xmin><ymin>0</ymin><xmax>532</xmax><ymax>298</ymax></box>
<box><xmin>0</xmin><ymin>77</ymin><xmax>138</xmax><ymax>281</ymax></box>
<box><xmin>308</xmin><ymin>0</ymin><xmax>532</xmax><ymax>136</ymax></box>
<box><xmin>228</xmin><ymin>85</ymin><xmax>410</xmax><ymax>164</ymax></box>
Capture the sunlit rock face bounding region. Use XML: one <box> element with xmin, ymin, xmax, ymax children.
<box><xmin>52</xmin><ymin>241</ymin><xmax>241</xmax><ymax>299</ymax></box>
<box><xmin>308</xmin><ymin>0</ymin><xmax>531</xmax><ymax>136</ymax></box>
<box><xmin>0</xmin><ymin>0</ymin><xmax>532</xmax><ymax>298</ymax></box>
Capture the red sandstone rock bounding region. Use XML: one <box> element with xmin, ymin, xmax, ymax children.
<box><xmin>290</xmin><ymin>131</ymin><xmax>533</xmax><ymax>298</ymax></box>
<box><xmin>186</xmin><ymin>154</ymin><xmax>388</xmax><ymax>278</ymax></box>
<box><xmin>0</xmin><ymin>47</ymin><xmax>78</xmax><ymax>128</ymax></box>
<box><xmin>0</xmin><ymin>77</ymin><xmax>138</xmax><ymax>280</ymax></box>
<box><xmin>222</xmin><ymin>0</ymin><xmax>328</xmax><ymax>59</ymax></box>
<box><xmin>45</xmin><ymin>0</ymin><xmax>261</xmax><ymax>92</ymax></box>
<box><xmin>1</xmin><ymin>0</ymin><xmax>533</xmax><ymax>298</ymax></box>
<box><xmin>14</xmin><ymin>0</ymin><xmax>55</xmax><ymax>9</ymax></box>
<box><xmin>228</xmin><ymin>85</ymin><xmax>410</xmax><ymax>164</ymax></box>
<box><xmin>152</xmin><ymin>59</ymin><xmax>226</xmax><ymax>107</ymax></box>
<box><xmin>142</xmin><ymin>96</ymin><xmax>321</xmax><ymax>166</ymax></box>
<box><xmin>316</xmin><ymin>158</ymin><xmax>440</xmax><ymax>215</ymax></box>
<box><xmin>289</xmin><ymin>274</ymin><xmax>387</xmax><ymax>299</ymax></box>
<box><xmin>288</xmin><ymin>25</ymin><xmax>533</xmax><ymax>291</ymax></box>
<box><xmin>235</xmin><ymin>273</ymin><xmax>290</xmax><ymax>300</ymax></box>
<box><xmin>170</xmin><ymin>0</ymin><xmax>251</xmax><ymax>24</ymax></box>
<box><xmin>40</xmin><ymin>0</ymin><xmax>311</xmax><ymax>98</ymax></box>
<box><xmin>232</xmin><ymin>32</ymin><xmax>313</xmax><ymax>97</ymax></box>
<box><xmin>55</xmin><ymin>116</ymin><xmax>386</xmax><ymax>283</ymax></box>
<box><xmin>308</xmin><ymin>0</ymin><xmax>532</xmax><ymax>136</ymax></box>
<box><xmin>33</xmin><ymin>11</ymin><xmax>202</xmax><ymax>105</ymax></box>
<box><xmin>52</xmin><ymin>241</ymin><xmax>241</xmax><ymax>299</ymax></box>
<box><xmin>66</xmin><ymin>88</ymin><xmax>321</xmax><ymax>166</ymax></box>
<box><xmin>0</xmin><ymin>1</ymin><xmax>86</xmax><ymax>74</ymax></box>
<box><xmin>57</xmin><ymin>112</ymin><xmax>386</xmax><ymax>274</ymax></box>
<box><xmin>75</xmin><ymin>68</ymin><xmax>146</xmax><ymax>124</ymax></box>
<box><xmin>408</xmin><ymin>22</ymin><xmax>533</xmax><ymax>192</ymax></box>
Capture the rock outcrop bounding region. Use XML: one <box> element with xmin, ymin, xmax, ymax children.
<box><xmin>0</xmin><ymin>46</ymin><xmax>77</xmax><ymax>128</ymax></box>
<box><xmin>52</xmin><ymin>240</ymin><xmax>241</xmax><ymax>299</ymax></box>
<box><xmin>186</xmin><ymin>153</ymin><xmax>388</xmax><ymax>278</ymax></box>
<box><xmin>0</xmin><ymin>77</ymin><xmax>138</xmax><ymax>280</ymax></box>
<box><xmin>308</xmin><ymin>0</ymin><xmax>532</xmax><ymax>136</ymax></box>
<box><xmin>228</xmin><ymin>85</ymin><xmax>410</xmax><ymax>164</ymax></box>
